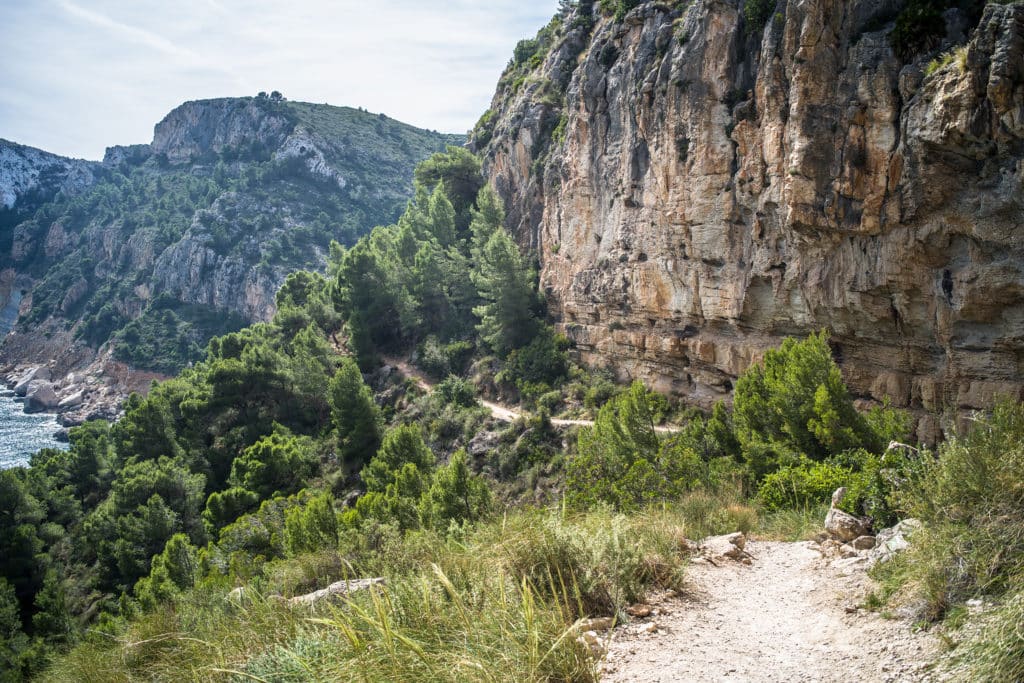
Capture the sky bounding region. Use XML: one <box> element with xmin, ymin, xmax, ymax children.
<box><xmin>0</xmin><ymin>0</ymin><xmax>560</xmax><ymax>160</ymax></box>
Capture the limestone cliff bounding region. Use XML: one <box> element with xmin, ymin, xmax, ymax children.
<box><xmin>475</xmin><ymin>0</ymin><xmax>1024</xmax><ymax>437</ymax></box>
<box><xmin>0</xmin><ymin>140</ymin><xmax>100</xmax><ymax>211</ymax></box>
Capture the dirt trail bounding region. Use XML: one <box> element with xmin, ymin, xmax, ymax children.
<box><xmin>602</xmin><ymin>541</ymin><xmax>940</xmax><ymax>683</ymax></box>
<box><xmin>383</xmin><ymin>356</ymin><xmax>679</xmax><ymax>432</ymax></box>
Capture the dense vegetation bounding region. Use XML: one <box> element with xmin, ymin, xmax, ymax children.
<box><xmin>1</xmin><ymin>144</ymin><xmax>1021</xmax><ymax>680</ymax></box>
<box><xmin>2</xmin><ymin>96</ymin><xmax>460</xmax><ymax>374</ymax></box>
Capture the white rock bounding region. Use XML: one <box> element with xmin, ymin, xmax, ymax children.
<box><xmin>825</xmin><ymin>488</ymin><xmax>870</xmax><ymax>542</ymax></box>
<box><xmin>288</xmin><ymin>577</ymin><xmax>385</xmax><ymax>607</ymax></box>
<box><xmin>700</xmin><ymin>532</ymin><xmax>748</xmax><ymax>561</ymax></box>
<box><xmin>867</xmin><ymin>519</ymin><xmax>922</xmax><ymax>565</ymax></box>
<box><xmin>58</xmin><ymin>390</ymin><xmax>84</xmax><ymax>409</ymax></box>
<box><xmin>24</xmin><ymin>380</ymin><xmax>59</xmax><ymax>413</ymax></box>
<box><xmin>14</xmin><ymin>367</ymin><xmax>50</xmax><ymax>396</ymax></box>
<box><xmin>852</xmin><ymin>535</ymin><xmax>876</xmax><ymax>550</ymax></box>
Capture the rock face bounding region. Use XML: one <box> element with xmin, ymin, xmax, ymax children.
<box><xmin>0</xmin><ymin>139</ymin><xmax>100</xmax><ymax>210</ymax></box>
<box><xmin>476</xmin><ymin>1</ymin><xmax>1024</xmax><ymax>427</ymax></box>
<box><xmin>150</xmin><ymin>98</ymin><xmax>294</xmax><ymax>165</ymax></box>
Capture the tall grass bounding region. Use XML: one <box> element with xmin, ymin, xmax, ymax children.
<box><xmin>957</xmin><ymin>581</ymin><xmax>1024</xmax><ymax>682</ymax></box>
<box><xmin>44</xmin><ymin>483</ymin><xmax>832</xmax><ymax>681</ymax></box>
<box><xmin>43</xmin><ymin>507</ymin><xmax>697</xmax><ymax>682</ymax></box>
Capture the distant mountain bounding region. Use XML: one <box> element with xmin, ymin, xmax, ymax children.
<box><xmin>0</xmin><ymin>95</ymin><xmax>462</xmax><ymax>380</ymax></box>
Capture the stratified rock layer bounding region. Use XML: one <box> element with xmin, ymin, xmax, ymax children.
<box><xmin>477</xmin><ymin>1</ymin><xmax>1024</xmax><ymax>434</ymax></box>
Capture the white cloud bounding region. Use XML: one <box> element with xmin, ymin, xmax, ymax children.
<box><xmin>0</xmin><ymin>0</ymin><xmax>559</xmax><ymax>159</ymax></box>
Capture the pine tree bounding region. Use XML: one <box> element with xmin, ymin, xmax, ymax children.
<box><xmin>427</xmin><ymin>184</ymin><xmax>457</xmax><ymax>247</ymax></box>
<box><xmin>420</xmin><ymin>450</ymin><xmax>491</xmax><ymax>528</ymax></box>
<box><xmin>469</xmin><ymin>186</ymin><xmax>505</xmax><ymax>258</ymax></box>
<box><xmin>472</xmin><ymin>228</ymin><xmax>537</xmax><ymax>356</ymax></box>
<box><xmin>329</xmin><ymin>357</ymin><xmax>382</xmax><ymax>469</ymax></box>
<box><xmin>360</xmin><ymin>425</ymin><xmax>435</xmax><ymax>493</ymax></box>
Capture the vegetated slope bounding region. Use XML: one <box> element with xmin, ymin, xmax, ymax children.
<box><xmin>472</xmin><ymin>0</ymin><xmax>1024</xmax><ymax>439</ymax></box>
<box><xmin>0</xmin><ymin>95</ymin><xmax>461</xmax><ymax>376</ymax></box>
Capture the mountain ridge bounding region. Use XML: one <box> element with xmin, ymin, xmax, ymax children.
<box><xmin>0</xmin><ymin>95</ymin><xmax>462</xmax><ymax>422</ymax></box>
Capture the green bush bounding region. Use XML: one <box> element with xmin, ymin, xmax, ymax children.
<box><xmin>434</xmin><ymin>375</ymin><xmax>477</xmax><ymax>409</ymax></box>
<box><xmin>734</xmin><ymin>331</ymin><xmax>883</xmax><ymax>465</ymax></box>
<box><xmin>896</xmin><ymin>401</ymin><xmax>1024</xmax><ymax>617</ymax></box>
<box><xmin>743</xmin><ymin>0</ymin><xmax>776</xmax><ymax>35</ymax></box>
<box><xmin>499</xmin><ymin>329</ymin><xmax>570</xmax><ymax>390</ymax></box>
<box><xmin>890</xmin><ymin>0</ymin><xmax>946</xmax><ymax>59</ymax></box>
<box><xmin>757</xmin><ymin>459</ymin><xmax>857</xmax><ymax>512</ymax></box>
<box><xmin>958</xmin><ymin>581</ymin><xmax>1024</xmax><ymax>682</ymax></box>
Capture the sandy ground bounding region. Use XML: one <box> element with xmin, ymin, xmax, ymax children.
<box><xmin>601</xmin><ymin>540</ymin><xmax>941</xmax><ymax>683</ymax></box>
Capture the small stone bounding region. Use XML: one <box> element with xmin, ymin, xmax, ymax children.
<box><xmin>579</xmin><ymin>616</ymin><xmax>615</xmax><ymax>632</ymax></box>
<box><xmin>626</xmin><ymin>604</ymin><xmax>653</xmax><ymax>618</ymax></box>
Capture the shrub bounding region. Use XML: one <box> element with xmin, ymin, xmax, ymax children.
<box><xmin>566</xmin><ymin>382</ymin><xmax>697</xmax><ymax>510</ymax></box>
<box><xmin>891</xmin><ymin>0</ymin><xmax>946</xmax><ymax>59</ymax></box>
<box><xmin>499</xmin><ymin>329</ymin><xmax>570</xmax><ymax>389</ymax></box>
<box><xmin>743</xmin><ymin>0</ymin><xmax>776</xmax><ymax>35</ymax></box>
<box><xmin>513</xmin><ymin>38</ymin><xmax>540</xmax><ymax>67</ymax></box>
<box><xmin>734</xmin><ymin>330</ymin><xmax>882</xmax><ymax>464</ymax></box>
<box><xmin>229</xmin><ymin>428</ymin><xmax>318</xmax><ymax>499</ymax></box>
<box><xmin>598</xmin><ymin>42</ymin><xmax>619</xmax><ymax>69</ymax></box>
<box><xmin>284</xmin><ymin>492</ymin><xmax>339</xmax><ymax>556</ymax></box>
<box><xmin>958</xmin><ymin>582</ymin><xmax>1024</xmax><ymax>682</ymax></box>
<box><xmin>896</xmin><ymin>401</ymin><xmax>1024</xmax><ymax>616</ymax></box>
<box><xmin>757</xmin><ymin>459</ymin><xmax>857</xmax><ymax>512</ymax></box>
<box><xmin>434</xmin><ymin>375</ymin><xmax>477</xmax><ymax>409</ymax></box>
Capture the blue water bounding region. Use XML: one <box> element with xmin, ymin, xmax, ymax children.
<box><xmin>0</xmin><ymin>289</ymin><xmax>68</xmax><ymax>469</ymax></box>
<box><xmin>0</xmin><ymin>390</ymin><xmax>66</xmax><ymax>469</ymax></box>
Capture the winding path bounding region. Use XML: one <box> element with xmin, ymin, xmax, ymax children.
<box><xmin>602</xmin><ymin>540</ymin><xmax>942</xmax><ymax>683</ymax></box>
<box><xmin>383</xmin><ymin>357</ymin><xmax>679</xmax><ymax>432</ymax></box>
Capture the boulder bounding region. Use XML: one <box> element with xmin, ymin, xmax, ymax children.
<box><xmin>824</xmin><ymin>488</ymin><xmax>870</xmax><ymax>542</ymax></box>
<box><xmin>868</xmin><ymin>519</ymin><xmax>922</xmax><ymax>565</ymax></box>
<box><xmin>288</xmin><ymin>577</ymin><xmax>385</xmax><ymax>607</ymax></box>
<box><xmin>57</xmin><ymin>390</ymin><xmax>84</xmax><ymax>409</ymax></box>
<box><xmin>700</xmin><ymin>532</ymin><xmax>748</xmax><ymax>562</ymax></box>
<box><xmin>24</xmin><ymin>380</ymin><xmax>59</xmax><ymax>413</ymax></box>
<box><xmin>14</xmin><ymin>367</ymin><xmax>50</xmax><ymax>396</ymax></box>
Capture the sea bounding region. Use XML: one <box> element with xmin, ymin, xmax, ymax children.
<box><xmin>0</xmin><ymin>390</ymin><xmax>66</xmax><ymax>469</ymax></box>
<box><xmin>0</xmin><ymin>289</ymin><xmax>68</xmax><ymax>469</ymax></box>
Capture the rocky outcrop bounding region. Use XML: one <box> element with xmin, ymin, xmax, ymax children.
<box><xmin>149</xmin><ymin>192</ymin><xmax>291</xmax><ymax>321</ymax></box>
<box><xmin>287</xmin><ymin>577</ymin><xmax>386</xmax><ymax>607</ymax></box>
<box><xmin>150</xmin><ymin>97</ymin><xmax>293</xmax><ymax>165</ymax></box>
<box><xmin>476</xmin><ymin>1</ymin><xmax>1024</xmax><ymax>432</ymax></box>
<box><xmin>0</xmin><ymin>139</ymin><xmax>100</xmax><ymax>210</ymax></box>
<box><xmin>13</xmin><ymin>365</ymin><xmax>50</xmax><ymax>396</ymax></box>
